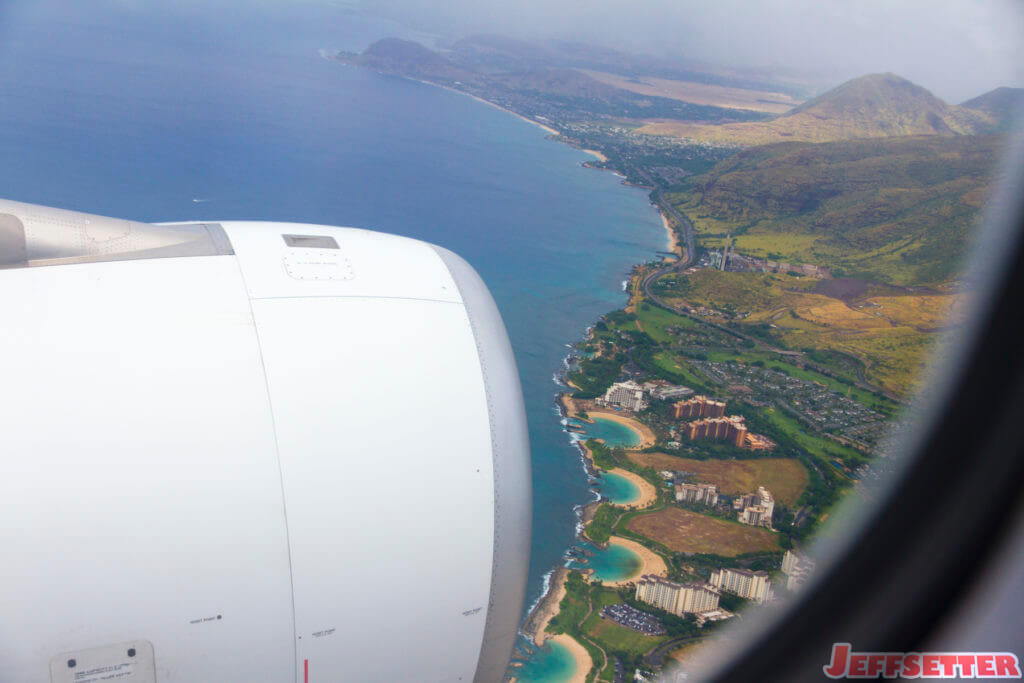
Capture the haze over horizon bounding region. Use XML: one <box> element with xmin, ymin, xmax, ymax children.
<box><xmin>358</xmin><ymin>0</ymin><xmax>1023</xmax><ymax>103</ymax></box>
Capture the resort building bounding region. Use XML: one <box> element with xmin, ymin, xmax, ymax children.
<box><xmin>709</xmin><ymin>567</ymin><xmax>773</xmax><ymax>604</ymax></box>
<box><xmin>642</xmin><ymin>380</ymin><xmax>694</xmax><ymax>402</ymax></box>
<box><xmin>598</xmin><ymin>380</ymin><xmax>648</xmax><ymax>412</ymax></box>
<box><xmin>672</xmin><ymin>395</ymin><xmax>726</xmax><ymax>420</ymax></box>
<box><xmin>738</xmin><ymin>505</ymin><xmax>771</xmax><ymax>527</ymax></box>
<box><xmin>675</xmin><ymin>482</ymin><xmax>719</xmax><ymax>507</ymax></box>
<box><xmin>782</xmin><ymin>549</ymin><xmax>817</xmax><ymax>591</ymax></box>
<box><xmin>684</xmin><ymin>416</ymin><xmax>747</xmax><ymax>447</ymax></box>
<box><xmin>694</xmin><ymin>609</ymin><xmax>736</xmax><ymax>628</ymax></box>
<box><xmin>681</xmin><ymin>415</ymin><xmax>776</xmax><ymax>451</ymax></box>
<box><xmin>733</xmin><ymin>486</ymin><xmax>775</xmax><ymax>529</ymax></box>
<box><xmin>744</xmin><ymin>432</ymin><xmax>777</xmax><ymax>451</ymax></box>
<box><xmin>635</xmin><ymin>575</ymin><xmax>721</xmax><ymax>615</ymax></box>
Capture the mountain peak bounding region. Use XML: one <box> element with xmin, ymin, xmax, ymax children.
<box><xmin>637</xmin><ymin>72</ymin><xmax>990</xmax><ymax>144</ymax></box>
<box><xmin>959</xmin><ymin>86</ymin><xmax>1024</xmax><ymax>131</ymax></box>
<box><xmin>792</xmin><ymin>72</ymin><xmax>936</xmax><ymax>108</ymax></box>
<box><xmin>340</xmin><ymin>38</ymin><xmax>472</xmax><ymax>81</ymax></box>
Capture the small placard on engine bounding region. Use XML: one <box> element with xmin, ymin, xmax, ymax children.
<box><xmin>282</xmin><ymin>251</ymin><xmax>355</xmax><ymax>281</ymax></box>
<box><xmin>49</xmin><ymin>640</ymin><xmax>156</xmax><ymax>683</ymax></box>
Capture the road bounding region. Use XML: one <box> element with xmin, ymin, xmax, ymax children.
<box><xmin>636</xmin><ymin>238</ymin><xmax>896</xmax><ymax>400</ymax></box>
<box><xmin>643</xmin><ymin>633</ymin><xmax>706</xmax><ymax>669</ymax></box>
<box><xmin>628</xmin><ymin>166</ymin><xmax>898</xmax><ymax>401</ymax></box>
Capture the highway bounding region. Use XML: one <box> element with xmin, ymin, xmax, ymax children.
<box><xmin>638</xmin><ymin>191</ymin><xmax>897</xmax><ymax>401</ymax></box>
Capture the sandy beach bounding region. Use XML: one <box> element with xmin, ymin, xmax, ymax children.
<box><xmin>392</xmin><ymin>72</ymin><xmax>562</xmax><ymax>136</ymax></box>
<box><xmin>528</xmin><ymin>566</ymin><xmax>570</xmax><ymax>646</ymax></box>
<box><xmin>607</xmin><ymin>468</ymin><xmax>659</xmax><ymax>508</ymax></box>
<box><xmin>584</xmin><ymin>409</ymin><xmax>657</xmax><ymax>449</ymax></box>
<box><xmin>601</xmin><ymin>536</ymin><xmax>669</xmax><ymax>586</ymax></box>
<box><xmin>661</xmin><ymin>211</ymin><xmax>682</xmax><ymax>258</ymax></box>
<box><xmin>582</xmin><ymin>148</ymin><xmax>608</xmax><ymax>162</ymax></box>
<box><xmin>455</xmin><ymin>89</ymin><xmax>560</xmax><ymax>135</ymax></box>
<box><xmin>549</xmin><ymin>634</ymin><xmax>593</xmax><ymax>683</ymax></box>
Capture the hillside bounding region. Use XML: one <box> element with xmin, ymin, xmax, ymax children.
<box><xmin>960</xmin><ymin>87</ymin><xmax>1024</xmax><ymax>132</ymax></box>
<box><xmin>449</xmin><ymin>34</ymin><xmax>811</xmax><ymax>96</ymax></box>
<box><xmin>339</xmin><ymin>38</ymin><xmax>478</xmax><ymax>82</ymax></box>
<box><xmin>669</xmin><ymin>134</ymin><xmax>1003</xmax><ymax>285</ymax></box>
<box><xmin>636</xmin><ymin>73</ymin><xmax>992</xmax><ymax>144</ymax></box>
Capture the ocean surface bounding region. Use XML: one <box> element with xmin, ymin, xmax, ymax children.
<box><xmin>0</xmin><ymin>3</ymin><xmax>665</xmax><ymax>679</ymax></box>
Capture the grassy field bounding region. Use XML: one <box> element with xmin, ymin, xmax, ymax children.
<box><xmin>586</xmin><ymin>503</ymin><xmax>618</xmax><ymax>544</ymax></box>
<box><xmin>627</xmin><ymin>507</ymin><xmax>780</xmax><ymax>555</ymax></box>
<box><xmin>634</xmin><ymin>303</ymin><xmax>698</xmax><ymax>344</ymax></box>
<box><xmin>651</xmin><ymin>350</ymin><xmax>714</xmax><ymax>391</ymax></box>
<box><xmin>582</xmin><ymin>588</ymin><xmax>667</xmax><ymax>658</ymax></box>
<box><xmin>626</xmin><ymin>453</ymin><xmax>808</xmax><ymax>506</ymax></box>
<box><xmin>756</xmin><ymin>406</ymin><xmax>866</xmax><ymax>470</ymax></box>
<box><xmin>654</xmin><ymin>268</ymin><xmax>960</xmax><ymax>396</ymax></box>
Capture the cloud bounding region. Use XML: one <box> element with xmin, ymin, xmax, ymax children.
<box><xmin>360</xmin><ymin>0</ymin><xmax>1024</xmax><ymax>101</ymax></box>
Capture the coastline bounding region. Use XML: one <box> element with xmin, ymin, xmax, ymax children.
<box><xmin>549</xmin><ymin>634</ymin><xmax>593</xmax><ymax>683</ymax></box>
<box><xmin>454</xmin><ymin>88</ymin><xmax>560</xmax><ymax>136</ymax></box>
<box><xmin>378</xmin><ymin>64</ymin><xmax>674</xmax><ymax>675</ymax></box>
<box><xmin>662</xmin><ymin>211</ymin><xmax>682</xmax><ymax>258</ymax></box>
<box><xmin>524</xmin><ymin>565</ymin><xmax>570</xmax><ymax>646</ymax></box>
<box><xmin>332</xmin><ymin>58</ymin><xmax>562</xmax><ymax>136</ymax></box>
<box><xmin>413</xmin><ymin>77</ymin><xmax>561</xmax><ymax>136</ymax></box>
<box><xmin>340</xmin><ymin>56</ymin><xmax>679</xmax><ymax>265</ymax></box>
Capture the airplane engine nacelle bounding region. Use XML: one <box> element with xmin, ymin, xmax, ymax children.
<box><xmin>0</xmin><ymin>198</ymin><xmax>531</xmax><ymax>682</ymax></box>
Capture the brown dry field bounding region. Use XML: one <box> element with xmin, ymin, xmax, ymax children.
<box><xmin>628</xmin><ymin>453</ymin><xmax>808</xmax><ymax>506</ymax></box>
<box><xmin>577</xmin><ymin>69</ymin><xmax>800</xmax><ymax>114</ymax></box>
<box><xmin>627</xmin><ymin>507</ymin><xmax>780</xmax><ymax>555</ymax></box>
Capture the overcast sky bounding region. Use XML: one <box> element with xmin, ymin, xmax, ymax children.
<box><xmin>360</xmin><ymin>0</ymin><xmax>1024</xmax><ymax>102</ymax></box>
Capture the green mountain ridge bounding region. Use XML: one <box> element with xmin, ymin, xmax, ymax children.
<box><xmin>670</xmin><ymin>134</ymin><xmax>1004</xmax><ymax>285</ymax></box>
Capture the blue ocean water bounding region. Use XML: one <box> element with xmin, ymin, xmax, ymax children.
<box><xmin>0</xmin><ymin>0</ymin><xmax>665</xmax><ymax>652</ymax></box>
<box><xmin>570</xmin><ymin>541</ymin><xmax>642</xmax><ymax>582</ymax></box>
<box><xmin>599</xmin><ymin>471</ymin><xmax>642</xmax><ymax>504</ymax></box>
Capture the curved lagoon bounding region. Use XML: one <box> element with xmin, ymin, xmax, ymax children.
<box><xmin>599</xmin><ymin>471</ymin><xmax>641</xmax><ymax>504</ymax></box>
<box><xmin>572</xmin><ymin>416</ymin><xmax>642</xmax><ymax>448</ymax></box>
<box><xmin>570</xmin><ymin>540</ymin><xmax>642</xmax><ymax>583</ymax></box>
<box><xmin>514</xmin><ymin>640</ymin><xmax>578</xmax><ymax>682</ymax></box>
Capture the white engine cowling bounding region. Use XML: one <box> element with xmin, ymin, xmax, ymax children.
<box><xmin>0</xmin><ymin>198</ymin><xmax>532</xmax><ymax>682</ymax></box>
